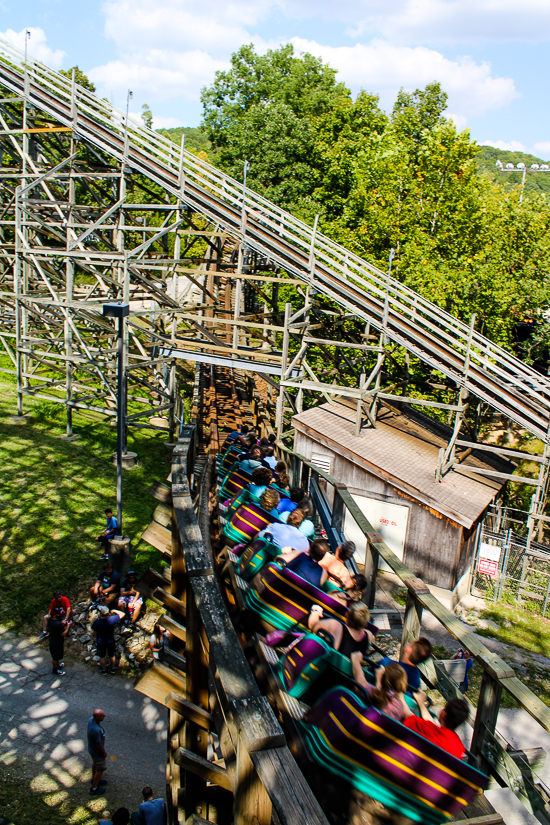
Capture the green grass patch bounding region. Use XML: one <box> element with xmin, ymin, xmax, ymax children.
<box><xmin>0</xmin><ymin>374</ymin><xmax>171</xmax><ymax>631</ymax></box>
<box><xmin>476</xmin><ymin>601</ymin><xmax>550</xmax><ymax>660</ymax></box>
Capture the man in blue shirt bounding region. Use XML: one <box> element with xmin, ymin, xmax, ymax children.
<box><xmin>96</xmin><ymin>508</ymin><xmax>118</xmax><ymax>559</ymax></box>
<box><xmin>277</xmin><ymin>487</ymin><xmax>304</xmax><ymax>515</ymax></box>
<box><xmin>87</xmin><ymin>708</ymin><xmax>108</xmax><ymax>795</ymax></box>
<box><xmin>92</xmin><ymin>605</ymin><xmax>125</xmax><ymax>674</ymax></box>
<box><xmin>381</xmin><ymin>637</ymin><xmax>433</xmax><ymax>693</ymax></box>
<box><xmin>130</xmin><ymin>786</ymin><xmax>167</xmax><ymax>825</ymax></box>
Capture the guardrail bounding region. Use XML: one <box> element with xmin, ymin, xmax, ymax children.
<box><xmin>1</xmin><ymin>36</ymin><xmax>550</xmax><ymax>440</ymax></box>
<box><xmin>275</xmin><ymin>441</ymin><xmax>550</xmax><ymax>819</ymax></box>
<box><xmin>166</xmin><ymin>425</ymin><xmax>329</xmax><ymax>825</ymax></box>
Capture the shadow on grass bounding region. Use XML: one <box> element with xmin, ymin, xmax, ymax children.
<box><xmin>0</xmin><ymin>378</ymin><xmax>170</xmax><ymax>630</ymax></box>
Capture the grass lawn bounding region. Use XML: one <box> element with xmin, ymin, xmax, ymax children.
<box><xmin>0</xmin><ymin>373</ymin><xmax>171</xmax><ymax>631</ymax></box>
<box><xmin>474</xmin><ymin>600</ymin><xmax>550</xmax><ymax>660</ymax></box>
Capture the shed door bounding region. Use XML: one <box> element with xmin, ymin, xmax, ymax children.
<box><xmin>344</xmin><ymin>494</ymin><xmax>410</xmax><ymax>572</ymax></box>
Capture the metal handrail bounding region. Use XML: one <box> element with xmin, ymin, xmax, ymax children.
<box><xmin>1</xmin><ymin>37</ymin><xmax>550</xmax><ymax>439</ymax></box>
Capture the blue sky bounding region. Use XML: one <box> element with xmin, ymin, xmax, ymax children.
<box><xmin>2</xmin><ymin>0</ymin><xmax>549</xmax><ymax>157</ymax></box>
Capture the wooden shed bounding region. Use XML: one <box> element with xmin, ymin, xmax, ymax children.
<box><xmin>292</xmin><ymin>401</ymin><xmax>511</xmax><ymax>592</ymax></box>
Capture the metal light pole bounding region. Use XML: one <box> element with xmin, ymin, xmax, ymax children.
<box><xmin>102</xmin><ymin>301</ymin><xmax>129</xmax><ymax>536</ymax></box>
<box><xmin>496</xmin><ymin>160</ymin><xmax>550</xmax><ymax>203</ymax></box>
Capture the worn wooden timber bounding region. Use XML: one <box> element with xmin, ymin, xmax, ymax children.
<box><xmin>167</xmin><ymin>426</ymin><xmax>329</xmax><ymax>825</ymax></box>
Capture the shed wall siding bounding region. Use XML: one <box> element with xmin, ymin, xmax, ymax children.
<box><xmin>295</xmin><ymin>432</ymin><xmax>463</xmax><ymax>589</ymax></box>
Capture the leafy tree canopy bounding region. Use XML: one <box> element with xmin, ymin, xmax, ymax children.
<box><xmin>59</xmin><ymin>66</ymin><xmax>96</xmax><ymax>93</ymax></box>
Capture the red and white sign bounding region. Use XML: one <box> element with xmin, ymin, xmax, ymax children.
<box><xmin>478</xmin><ymin>558</ymin><xmax>498</xmax><ymax>577</ymax></box>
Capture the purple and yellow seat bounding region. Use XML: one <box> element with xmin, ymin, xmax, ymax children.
<box><xmin>300</xmin><ymin>686</ymin><xmax>488</xmax><ymax>824</ymax></box>
<box><xmin>223</xmin><ymin>503</ymin><xmax>279</xmax><ymax>546</ymax></box>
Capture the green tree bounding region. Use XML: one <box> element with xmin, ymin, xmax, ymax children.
<box><xmin>201</xmin><ymin>44</ymin><xmax>350</xmax><ymax>208</ymax></box>
<box><xmin>141</xmin><ymin>103</ymin><xmax>153</xmax><ymax>129</ymax></box>
<box><xmin>59</xmin><ymin>66</ymin><xmax>96</xmax><ymax>93</ymax></box>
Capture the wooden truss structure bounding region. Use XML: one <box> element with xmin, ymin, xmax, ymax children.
<box><xmin>0</xmin><ymin>37</ymin><xmax>550</xmax><ymax>539</ymax></box>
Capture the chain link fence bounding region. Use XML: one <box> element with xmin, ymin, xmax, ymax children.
<box><xmin>471</xmin><ymin>514</ymin><xmax>550</xmax><ymax>615</ymax></box>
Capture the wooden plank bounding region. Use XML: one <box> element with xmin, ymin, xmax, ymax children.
<box><xmin>451</xmin><ymin>794</ymin><xmax>499</xmax><ymax>820</ymax></box>
<box><xmin>471</xmin><ymin>673</ymin><xmax>502</xmax><ymax>774</ymax></box>
<box><xmin>450</xmin><ymin>816</ymin><xmax>503</xmax><ymax>824</ymax></box>
<box><xmin>150</xmin><ymin>480</ymin><xmax>172</xmax><ymax>503</ymax></box>
<box><xmin>142</xmin><ymin>521</ymin><xmax>172</xmax><ymax>554</ymax></box>
<box><xmin>161</xmin><ymin>615</ymin><xmax>187</xmax><ymax>643</ymax></box>
<box><xmin>165</xmin><ymin>692</ymin><xmax>214</xmax><ymax>731</ymax></box>
<box><xmin>135</xmin><ymin>661</ymin><xmax>185</xmax><ymax>705</ymax></box>
<box><xmin>400</xmin><ymin>590</ymin><xmax>423</xmax><ymax>659</ymax></box>
<box><xmin>174</xmin><ymin>747</ymin><xmax>232</xmax><ymax>791</ymax></box>
<box><xmin>153</xmin><ymin>588</ymin><xmax>187</xmax><ymax>618</ymax></box>
<box><xmin>163</xmin><ymin>648</ymin><xmax>187</xmax><ymax>674</ymax></box>
<box><xmin>137</xmin><ymin>567</ymin><xmax>171</xmax><ymax>601</ymax></box>
<box><xmin>153</xmin><ymin>502</ymin><xmax>173</xmax><ymax>528</ymax></box>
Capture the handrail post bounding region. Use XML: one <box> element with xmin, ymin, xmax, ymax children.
<box><xmin>363</xmin><ymin>536</ymin><xmax>379</xmax><ymax>610</ymax></box>
<box><xmin>400</xmin><ymin>590</ymin><xmax>423</xmax><ymax>659</ymax></box>
<box><xmin>470</xmin><ymin>671</ymin><xmax>502</xmax><ymax>774</ymax></box>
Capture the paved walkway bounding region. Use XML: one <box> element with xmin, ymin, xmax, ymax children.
<box><xmin>0</xmin><ymin>627</ymin><xmax>166</xmax><ymax>823</ymax></box>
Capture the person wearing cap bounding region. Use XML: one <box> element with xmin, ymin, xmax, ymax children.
<box><xmin>118</xmin><ymin>571</ymin><xmax>143</xmax><ymax>625</ymax></box>
<box><xmin>90</xmin><ymin>561</ymin><xmax>121</xmax><ymax>608</ymax></box>
<box><xmin>92</xmin><ymin>606</ymin><xmax>125</xmax><ymax>675</ymax></box>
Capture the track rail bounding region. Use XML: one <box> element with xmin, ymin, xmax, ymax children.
<box><xmin>0</xmin><ymin>39</ymin><xmax>549</xmax><ymax>440</ymax></box>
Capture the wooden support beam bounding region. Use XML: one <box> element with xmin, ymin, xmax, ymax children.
<box><xmin>174</xmin><ymin>747</ymin><xmax>232</xmax><ymax>792</ymax></box>
<box><xmin>162</xmin><ymin>615</ymin><xmax>187</xmax><ymax>643</ymax></box>
<box><xmin>165</xmin><ymin>692</ymin><xmax>214</xmax><ymax>731</ymax></box>
<box><xmin>153</xmin><ymin>588</ymin><xmax>187</xmax><ymax>618</ymax></box>
<box><xmin>135</xmin><ymin>661</ymin><xmax>185</xmax><ymax>705</ymax></box>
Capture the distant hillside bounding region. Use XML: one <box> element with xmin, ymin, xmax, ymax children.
<box><xmin>477</xmin><ymin>145</ymin><xmax>550</xmax><ymax>197</ymax></box>
<box><xmin>156</xmin><ymin>126</ymin><xmax>216</xmax><ymax>161</ymax></box>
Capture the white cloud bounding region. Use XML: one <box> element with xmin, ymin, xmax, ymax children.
<box><xmin>278</xmin><ymin>0</ymin><xmax>550</xmax><ymax>44</ymax></box>
<box><xmin>533</xmin><ymin>142</ymin><xmax>550</xmax><ymax>158</ymax></box>
<box><xmin>89</xmin><ymin>50</ymin><xmax>227</xmax><ymax>102</ymax></box>
<box><xmin>100</xmin><ymin>0</ymin><xmax>269</xmax><ymax>55</ymax></box>
<box><xmin>0</xmin><ymin>27</ymin><xmax>65</xmax><ymax>70</ymax></box>
<box><xmin>288</xmin><ymin>38</ymin><xmax>518</xmax><ymax>119</ymax></box>
<box><xmin>482</xmin><ymin>139</ymin><xmax>527</xmax><ymax>151</ymax></box>
<box><xmin>151</xmin><ymin>115</ymin><xmax>185</xmax><ymax>130</ymax></box>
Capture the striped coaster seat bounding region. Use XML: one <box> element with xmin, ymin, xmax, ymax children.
<box><xmin>300</xmin><ymin>686</ymin><xmax>489</xmax><ymax>825</ymax></box>
<box><xmin>223</xmin><ymin>503</ymin><xmax>280</xmax><ymax>546</ymax></box>
<box><xmin>218</xmin><ymin>444</ymin><xmax>245</xmax><ymax>479</ymax></box>
<box><xmin>218</xmin><ymin>468</ymin><xmax>252</xmax><ymax>501</ymax></box>
<box><xmin>245</xmin><ymin>562</ymin><xmax>356</xmax><ymax>632</ymax></box>
<box><xmin>225</xmin><ymin>489</ymin><xmax>262</xmax><ymax>521</ymax></box>
<box><xmin>236</xmin><ymin>536</ymin><xmax>281</xmax><ymax>581</ymax></box>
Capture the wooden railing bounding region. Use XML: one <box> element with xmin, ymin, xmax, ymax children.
<box><xmin>277</xmin><ymin>442</ymin><xmax>550</xmax><ymax>820</ymax></box>
<box><xmin>165</xmin><ymin>425</ymin><xmax>329</xmax><ymax>825</ymax></box>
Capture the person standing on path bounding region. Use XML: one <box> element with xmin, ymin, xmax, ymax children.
<box><xmin>88</xmin><ymin>708</ymin><xmax>108</xmax><ymax>795</ymax></box>
<box><xmin>48</xmin><ymin>615</ymin><xmax>69</xmax><ymax>675</ymax></box>
<box><xmin>38</xmin><ymin>588</ymin><xmax>73</xmax><ymax>640</ymax></box>
<box><xmin>131</xmin><ymin>786</ymin><xmax>167</xmax><ymax>825</ymax></box>
<box><xmin>92</xmin><ymin>605</ymin><xmax>125</xmax><ymax>674</ymax></box>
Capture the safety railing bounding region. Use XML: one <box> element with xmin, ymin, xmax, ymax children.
<box><xmin>276</xmin><ymin>441</ymin><xmax>550</xmax><ymax>817</ymax></box>
<box><xmin>1</xmin><ymin>36</ymin><xmax>550</xmax><ymax>440</ymax></box>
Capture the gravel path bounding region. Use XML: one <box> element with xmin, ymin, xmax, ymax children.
<box><xmin>0</xmin><ymin>626</ymin><xmax>166</xmax><ymax>823</ymax></box>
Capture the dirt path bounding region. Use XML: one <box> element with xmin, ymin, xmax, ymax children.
<box><xmin>0</xmin><ymin>627</ymin><xmax>166</xmax><ymax>824</ymax></box>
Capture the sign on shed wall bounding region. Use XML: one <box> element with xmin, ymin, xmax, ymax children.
<box><xmin>344</xmin><ymin>494</ymin><xmax>410</xmax><ymax>572</ymax></box>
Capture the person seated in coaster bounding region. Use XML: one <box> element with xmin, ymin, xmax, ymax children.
<box><xmin>238</xmin><ymin>445</ymin><xmax>264</xmax><ymax>474</ymax></box>
<box><xmin>273</xmin><ymin>472</ymin><xmax>291</xmax><ymax>494</ymax></box>
<box><xmin>308</xmin><ymin>601</ymin><xmax>374</xmax><ymax>657</ymax></box>
<box><xmin>277</xmin><ymin>486</ymin><xmax>304</xmax><ymax>515</ymax></box>
<box><xmin>248</xmin><ymin>466</ymin><xmax>274</xmax><ymax>499</ymax></box>
<box><xmin>117</xmin><ymin>570</ymin><xmax>143</xmax><ymax>624</ymax></box>
<box><xmin>381</xmin><ymin>637</ymin><xmax>433</xmax><ymax>693</ymax></box>
<box><xmin>273</xmin><ymin>460</ymin><xmax>287</xmax><ymax>484</ymax></box>
<box><xmin>260</xmin><ymin>488</ymin><xmax>280</xmax><ymax>516</ymax></box>
<box><xmin>281</xmin><ymin>539</ymin><xmax>329</xmax><ymax>588</ymax></box>
<box><xmin>258</xmin><ymin>507</ymin><xmax>310</xmax><ymax>552</ymax></box>
<box><xmin>319</xmin><ymin>540</ymin><xmax>355</xmax><ymax>588</ymax></box>
<box><xmin>404</xmin><ymin>696</ymin><xmax>469</xmax><ymax>759</ymax></box>
<box><xmin>279</xmin><ymin>498</ymin><xmax>315</xmax><ymax>537</ymax></box>
<box><xmin>331</xmin><ymin>573</ymin><xmax>368</xmax><ymax>606</ymax></box>
<box><xmin>264</xmin><ymin>445</ymin><xmax>278</xmax><ymax>471</ymax></box>
<box><xmin>351</xmin><ymin>656</ymin><xmax>421</xmax><ymax>722</ymax></box>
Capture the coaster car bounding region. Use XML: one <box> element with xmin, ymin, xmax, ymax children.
<box><xmin>299</xmin><ymin>686</ymin><xmax>489</xmax><ymax>825</ymax></box>
<box><xmin>223</xmin><ymin>503</ymin><xmax>280</xmax><ymax>546</ymax></box>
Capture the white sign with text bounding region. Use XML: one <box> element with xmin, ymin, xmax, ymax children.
<box><xmin>344</xmin><ymin>494</ymin><xmax>410</xmax><ymax>572</ymax></box>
